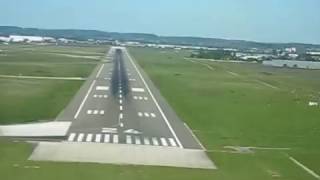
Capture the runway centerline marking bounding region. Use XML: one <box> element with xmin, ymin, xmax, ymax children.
<box><xmin>74</xmin><ymin>80</ymin><xmax>96</xmax><ymax>119</ymax></box>
<box><xmin>125</xmin><ymin>49</ymin><xmax>183</xmax><ymax>148</ymax></box>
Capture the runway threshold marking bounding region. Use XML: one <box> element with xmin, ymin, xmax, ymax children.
<box><xmin>125</xmin><ymin>49</ymin><xmax>183</xmax><ymax>148</ymax></box>
<box><xmin>68</xmin><ymin>133</ymin><xmax>76</xmax><ymax>141</ymax></box>
<box><xmin>74</xmin><ymin>80</ymin><xmax>96</xmax><ymax>119</ymax></box>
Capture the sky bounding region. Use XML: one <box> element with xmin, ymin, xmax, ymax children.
<box><xmin>1</xmin><ymin>0</ymin><xmax>320</xmax><ymax>44</ymax></box>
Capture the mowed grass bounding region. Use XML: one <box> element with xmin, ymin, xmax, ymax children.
<box><xmin>0</xmin><ymin>78</ymin><xmax>82</xmax><ymax>124</ymax></box>
<box><xmin>0</xmin><ymin>46</ymin><xmax>319</xmax><ymax>179</ymax></box>
<box><xmin>0</xmin><ymin>44</ymin><xmax>108</xmax><ymax>77</ymax></box>
<box><xmin>0</xmin><ymin>44</ymin><xmax>107</xmax><ymax>124</ymax></box>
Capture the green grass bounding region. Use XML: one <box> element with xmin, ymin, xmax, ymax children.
<box><xmin>0</xmin><ymin>78</ymin><xmax>82</xmax><ymax>124</ymax></box>
<box><xmin>0</xmin><ymin>46</ymin><xmax>319</xmax><ymax>179</ymax></box>
<box><xmin>0</xmin><ymin>44</ymin><xmax>108</xmax><ymax>124</ymax></box>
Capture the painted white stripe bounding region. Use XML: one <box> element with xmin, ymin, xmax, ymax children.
<box><xmin>169</xmin><ymin>138</ymin><xmax>177</xmax><ymax>147</ymax></box>
<box><xmin>150</xmin><ymin>113</ymin><xmax>156</xmax><ymax>118</ymax></box>
<box><xmin>119</xmin><ymin>90</ymin><xmax>122</xmax><ymax>93</ymax></box>
<box><xmin>139</xmin><ymin>96</ymin><xmax>143</xmax><ymax>100</ymax></box>
<box><xmin>87</xmin><ymin>110</ymin><xmax>92</xmax><ymax>114</ymax></box>
<box><xmin>77</xmin><ymin>133</ymin><xmax>84</xmax><ymax>142</ymax></box>
<box><xmin>113</xmin><ymin>134</ymin><xmax>119</xmax><ymax>143</ymax></box>
<box><xmin>160</xmin><ymin>138</ymin><xmax>168</xmax><ymax>146</ymax></box>
<box><xmin>133</xmin><ymin>96</ymin><xmax>138</xmax><ymax>100</ymax></box>
<box><xmin>68</xmin><ymin>133</ymin><xmax>76</xmax><ymax>141</ymax></box>
<box><xmin>152</xmin><ymin>137</ymin><xmax>159</xmax><ymax>146</ymax></box>
<box><xmin>184</xmin><ymin>123</ymin><xmax>206</xmax><ymax>150</ymax></box>
<box><xmin>135</xmin><ymin>136</ymin><xmax>141</xmax><ymax>145</ymax></box>
<box><xmin>289</xmin><ymin>156</ymin><xmax>320</xmax><ymax>179</ymax></box>
<box><xmin>74</xmin><ymin>80</ymin><xmax>96</xmax><ymax>119</ymax></box>
<box><xmin>104</xmin><ymin>134</ymin><xmax>110</xmax><ymax>143</ymax></box>
<box><xmin>96</xmin><ymin>86</ymin><xmax>109</xmax><ymax>91</ymax></box>
<box><xmin>126</xmin><ymin>135</ymin><xmax>132</xmax><ymax>144</ymax></box>
<box><xmin>120</xmin><ymin>106</ymin><xmax>123</xmax><ymax>111</ymax></box>
<box><xmin>93</xmin><ymin>94</ymin><xmax>98</xmax><ymax>98</ymax></box>
<box><xmin>99</xmin><ymin>95</ymin><xmax>103</xmax><ymax>98</ymax></box>
<box><xmin>144</xmin><ymin>97</ymin><xmax>148</xmax><ymax>100</ymax></box>
<box><xmin>144</xmin><ymin>112</ymin><xmax>150</xmax><ymax>117</ymax></box>
<box><xmin>138</xmin><ymin>112</ymin><xmax>143</xmax><ymax>117</ymax></box>
<box><xmin>93</xmin><ymin>110</ymin><xmax>98</xmax><ymax>115</ymax></box>
<box><xmin>95</xmin><ymin>134</ymin><xmax>101</xmax><ymax>142</ymax></box>
<box><xmin>129</xmin><ymin>78</ymin><xmax>136</xmax><ymax>81</ymax></box>
<box><xmin>100</xmin><ymin>110</ymin><xmax>105</xmax><ymax>115</ymax></box>
<box><xmin>86</xmin><ymin>134</ymin><xmax>93</xmax><ymax>142</ymax></box>
<box><xmin>132</xmin><ymin>88</ymin><xmax>145</xmax><ymax>92</ymax></box>
<box><xmin>119</xmin><ymin>113</ymin><xmax>123</xmax><ymax>119</ymax></box>
<box><xmin>119</xmin><ymin>94</ymin><xmax>122</xmax><ymax>98</ymax></box>
<box><xmin>119</xmin><ymin>99</ymin><xmax>123</xmax><ymax>104</ymax></box>
<box><xmin>143</xmin><ymin>137</ymin><xmax>150</xmax><ymax>145</ymax></box>
<box><xmin>125</xmin><ymin>49</ymin><xmax>183</xmax><ymax>148</ymax></box>
<box><xmin>104</xmin><ymin>77</ymin><xmax>111</xmax><ymax>80</ymax></box>
<box><xmin>96</xmin><ymin>64</ymin><xmax>105</xmax><ymax>78</ymax></box>
<box><xmin>103</xmin><ymin>95</ymin><xmax>108</xmax><ymax>98</ymax></box>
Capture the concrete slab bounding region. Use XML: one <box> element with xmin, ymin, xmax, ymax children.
<box><xmin>29</xmin><ymin>142</ymin><xmax>216</xmax><ymax>169</ymax></box>
<box><xmin>0</xmin><ymin>122</ymin><xmax>71</xmax><ymax>137</ymax></box>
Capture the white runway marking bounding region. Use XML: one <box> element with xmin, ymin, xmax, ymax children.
<box><xmin>120</xmin><ymin>106</ymin><xmax>123</xmax><ymax>111</ymax></box>
<box><xmin>169</xmin><ymin>138</ymin><xmax>177</xmax><ymax>147</ymax></box>
<box><xmin>101</xmin><ymin>128</ymin><xmax>117</xmax><ymax>133</ymax></box>
<box><xmin>104</xmin><ymin>95</ymin><xmax>108</xmax><ymax>98</ymax></box>
<box><xmin>93</xmin><ymin>110</ymin><xmax>98</xmax><ymax>115</ymax></box>
<box><xmin>104</xmin><ymin>134</ymin><xmax>110</xmax><ymax>143</ymax></box>
<box><xmin>86</xmin><ymin>134</ymin><xmax>93</xmax><ymax>142</ymax></box>
<box><xmin>160</xmin><ymin>138</ymin><xmax>168</xmax><ymax>146</ymax></box>
<box><xmin>144</xmin><ymin>112</ymin><xmax>150</xmax><ymax>117</ymax></box>
<box><xmin>144</xmin><ymin>137</ymin><xmax>150</xmax><ymax>145</ymax></box>
<box><xmin>74</xmin><ymin>80</ymin><xmax>96</xmax><ymax>119</ymax></box>
<box><xmin>119</xmin><ymin>99</ymin><xmax>122</xmax><ymax>104</ymax></box>
<box><xmin>100</xmin><ymin>110</ymin><xmax>105</xmax><ymax>115</ymax></box>
<box><xmin>133</xmin><ymin>96</ymin><xmax>148</xmax><ymax>101</ymax></box>
<box><xmin>138</xmin><ymin>112</ymin><xmax>143</xmax><ymax>117</ymax></box>
<box><xmin>68</xmin><ymin>133</ymin><xmax>76</xmax><ymax>141</ymax></box>
<box><xmin>144</xmin><ymin>97</ymin><xmax>148</xmax><ymax>100</ymax></box>
<box><xmin>152</xmin><ymin>137</ymin><xmax>159</xmax><ymax>146</ymax></box>
<box><xmin>95</xmin><ymin>134</ymin><xmax>101</xmax><ymax>142</ymax></box>
<box><xmin>126</xmin><ymin>135</ymin><xmax>132</xmax><ymax>144</ymax></box>
<box><xmin>87</xmin><ymin>110</ymin><xmax>92</xmax><ymax>115</ymax></box>
<box><xmin>119</xmin><ymin>113</ymin><xmax>123</xmax><ymax>119</ymax></box>
<box><xmin>125</xmin><ymin>49</ymin><xmax>183</xmax><ymax>148</ymax></box>
<box><xmin>96</xmin><ymin>86</ymin><xmax>109</xmax><ymax>91</ymax></box>
<box><xmin>113</xmin><ymin>134</ymin><xmax>119</xmax><ymax>143</ymax></box>
<box><xmin>119</xmin><ymin>94</ymin><xmax>122</xmax><ymax>98</ymax></box>
<box><xmin>131</xmin><ymin>88</ymin><xmax>145</xmax><ymax>92</ymax></box>
<box><xmin>135</xmin><ymin>136</ymin><xmax>141</xmax><ymax>145</ymax></box>
<box><xmin>77</xmin><ymin>133</ymin><xmax>84</xmax><ymax>142</ymax></box>
<box><xmin>150</xmin><ymin>113</ymin><xmax>156</xmax><ymax>118</ymax></box>
<box><xmin>133</xmin><ymin>96</ymin><xmax>138</xmax><ymax>100</ymax></box>
<box><xmin>96</xmin><ymin>64</ymin><xmax>105</xmax><ymax>78</ymax></box>
<box><xmin>129</xmin><ymin>78</ymin><xmax>136</xmax><ymax>81</ymax></box>
<box><xmin>104</xmin><ymin>77</ymin><xmax>111</xmax><ymax>80</ymax></box>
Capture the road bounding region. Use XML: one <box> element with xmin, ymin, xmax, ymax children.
<box><xmin>60</xmin><ymin>47</ymin><xmax>202</xmax><ymax>149</ymax></box>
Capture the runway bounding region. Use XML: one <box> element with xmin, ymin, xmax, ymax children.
<box><xmin>60</xmin><ymin>46</ymin><xmax>203</xmax><ymax>149</ymax></box>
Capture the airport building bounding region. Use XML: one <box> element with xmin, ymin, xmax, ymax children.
<box><xmin>263</xmin><ymin>60</ymin><xmax>320</xmax><ymax>69</ymax></box>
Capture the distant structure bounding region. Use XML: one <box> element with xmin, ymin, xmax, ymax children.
<box><xmin>263</xmin><ymin>60</ymin><xmax>320</xmax><ymax>69</ymax></box>
<box><xmin>0</xmin><ymin>35</ymin><xmax>55</xmax><ymax>43</ymax></box>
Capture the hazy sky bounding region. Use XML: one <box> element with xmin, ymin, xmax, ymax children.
<box><xmin>1</xmin><ymin>0</ymin><xmax>320</xmax><ymax>44</ymax></box>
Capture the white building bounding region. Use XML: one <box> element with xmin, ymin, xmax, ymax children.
<box><xmin>263</xmin><ymin>60</ymin><xmax>320</xmax><ymax>69</ymax></box>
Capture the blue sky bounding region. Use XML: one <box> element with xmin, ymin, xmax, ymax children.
<box><xmin>1</xmin><ymin>0</ymin><xmax>320</xmax><ymax>44</ymax></box>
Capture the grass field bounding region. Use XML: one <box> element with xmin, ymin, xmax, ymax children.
<box><xmin>0</xmin><ymin>46</ymin><xmax>320</xmax><ymax>179</ymax></box>
<box><xmin>0</xmin><ymin>44</ymin><xmax>107</xmax><ymax>124</ymax></box>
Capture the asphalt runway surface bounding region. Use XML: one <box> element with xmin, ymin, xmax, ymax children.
<box><xmin>59</xmin><ymin>47</ymin><xmax>202</xmax><ymax>149</ymax></box>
